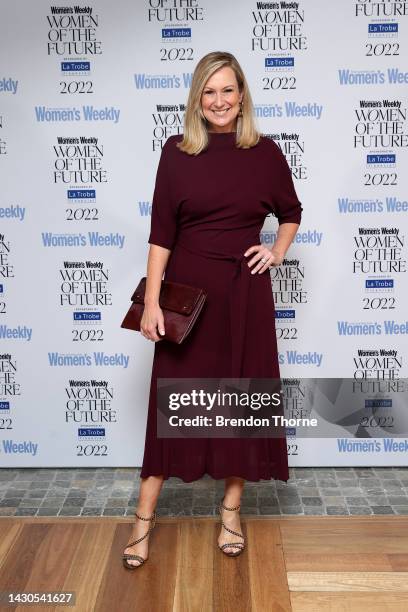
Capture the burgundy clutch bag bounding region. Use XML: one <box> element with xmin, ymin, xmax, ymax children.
<box><xmin>121</xmin><ymin>277</ymin><xmax>207</xmax><ymax>344</ymax></box>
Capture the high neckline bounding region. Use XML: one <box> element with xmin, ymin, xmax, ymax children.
<box><xmin>206</xmin><ymin>130</ymin><xmax>237</xmax><ymax>150</ymax></box>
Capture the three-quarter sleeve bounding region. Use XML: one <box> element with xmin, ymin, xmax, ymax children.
<box><xmin>269</xmin><ymin>139</ymin><xmax>303</xmax><ymax>225</ymax></box>
<box><xmin>148</xmin><ymin>138</ymin><xmax>178</xmax><ymax>250</ymax></box>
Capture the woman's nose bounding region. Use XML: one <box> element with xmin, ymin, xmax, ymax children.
<box><xmin>214</xmin><ymin>92</ymin><xmax>225</xmax><ymax>107</ymax></box>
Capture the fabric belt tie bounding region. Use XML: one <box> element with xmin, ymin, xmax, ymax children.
<box><xmin>175</xmin><ymin>241</ymin><xmax>252</xmax><ymax>377</ymax></box>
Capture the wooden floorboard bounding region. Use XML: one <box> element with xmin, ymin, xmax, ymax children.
<box><xmin>95</xmin><ymin>522</ymin><xmax>179</xmax><ymax>612</ymax></box>
<box><xmin>172</xmin><ymin>520</ymin><xmax>214</xmax><ymax>611</ymax></box>
<box><xmin>213</xmin><ymin>520</ymin><xmax>251</xmax><ymax>612</ymax></box>
<box><xmin>288</xmin><ymin>571</ymin><xmax>408</xmax><ymax>591</ymax></box>
<box><xmin>0</xmin><ymin>520</ymin><xmax>22</xmax><ymax>573</ymax></box>
<box><xmin>246</xmin><ymin>521</ymin><xmax>291</xmax><ymax>611</ymax></box>
<box><xmin>0</xmin><ymin>516</ymin><xmax>407</xmax><ymax>611</ymax></box>
<box><xmin>59</xmin><ymin>522</ymin><xmax>116</xmax><ymax>612</ymax></box>
<box><xmin>290</xmin><ymin>592</ymin><xmax>408</xmax><ymax>612</ymax></box>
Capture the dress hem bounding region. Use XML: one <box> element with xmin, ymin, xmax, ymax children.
<box><xmin>139</xmin><ymin>469</ymin><xmax>290</xmax><ymax>484</ymax></box>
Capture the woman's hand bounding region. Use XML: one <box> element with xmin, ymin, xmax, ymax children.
<box><xmin>140</xmin><ymin>302</ymin><xmax>165</xmax><ymax>342</ymax></box>
<box><xmin>244</xmin><ymin>245</ymin><xmax>284</xmax><ymax>274</ymax></box>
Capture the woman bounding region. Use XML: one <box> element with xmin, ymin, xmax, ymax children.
<box><xmin>123</xmin><ymin>51</ymin><xmax>302</xmax><ymax>568</ymax></box>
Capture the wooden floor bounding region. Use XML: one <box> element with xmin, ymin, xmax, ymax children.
<box><xmin>1</xmin><ymin>516</ymin><xmax>408</xmax><ymax>611</ymax></box>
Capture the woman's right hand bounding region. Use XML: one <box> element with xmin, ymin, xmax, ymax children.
<box><xmin>140</xmin><ymin>302</ymin><xmax>165</xmax><ymax>342</ymax></box>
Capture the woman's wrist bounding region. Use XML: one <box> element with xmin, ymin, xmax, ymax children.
<box><xmin>270</xmin><ymin>247</ymin><xmax>285</xmax><ymax>262</ymax></box>
<box><xmin>144</xmin><ymin>296</ymin><xmax>160</xmax><ymax>307</ymax></box>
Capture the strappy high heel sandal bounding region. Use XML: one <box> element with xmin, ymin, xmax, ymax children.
<box><xmin>218</xmin><ymin>497</ymin><xmax>245</xmax><ymax>557</ymax></box>
<box><xmin>122</xmin><ymin>509</ymin><xmax>157</xmax><ymax>569</ymax></box>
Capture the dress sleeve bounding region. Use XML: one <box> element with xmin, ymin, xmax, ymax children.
<box><xmin>269</xmin><ymin>139</ymin><xmax>303</xmax><ymax>225</ymax></box>
<box><xmin>148</xmin><ymin>138</ymin><xmax>178</xmax><ymax>250</ymax></box>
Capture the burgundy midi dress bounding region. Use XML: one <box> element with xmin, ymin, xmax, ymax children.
<box><xmin>140</xmin><ymin>131</ymin><xmax>302</xmax><ymax>482</ymax></box>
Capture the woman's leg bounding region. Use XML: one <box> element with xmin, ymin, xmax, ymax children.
<box><xmin>218</xmin><ymin>476</ymin><xmax>245</xmax><ymax>554</ymax></box>
<box><xmin>123</xmin><ymin>475</ymin><xmax>164</xmax><ymax>567</ymax></box>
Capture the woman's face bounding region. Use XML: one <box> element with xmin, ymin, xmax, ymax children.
<box><xmin>200</xmin><ymin>66</ymin><xmax>243</xmax><ymax>133</ymax></box>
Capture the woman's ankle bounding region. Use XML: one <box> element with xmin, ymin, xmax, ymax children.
<box><xmin>135</xmin><ymin>503</ymin><xmax>156</xmax><ymax>518</ymax></box>
<box><xmin>222</xmin><ymin>495</ymin><xmax>241</xmax><ymax>509</ymax></box>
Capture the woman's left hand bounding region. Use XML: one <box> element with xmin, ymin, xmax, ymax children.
<box><xmin>244</xmin><ymin>245</ymin><xmax>284</xmax><ymax>274</ymax></box>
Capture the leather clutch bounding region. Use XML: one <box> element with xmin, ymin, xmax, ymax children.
<box><xmin>121</xmin><ymin>277</ymin><xmax>207</xmax><ymax>344</ymax></box>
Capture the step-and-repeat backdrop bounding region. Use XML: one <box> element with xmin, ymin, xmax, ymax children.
<box><xmin>1</xmin><ymin>1</ymin><xmax>407</xmax><ymax>467</ymax></box>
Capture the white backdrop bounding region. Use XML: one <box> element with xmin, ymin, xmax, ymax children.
<box><xmin>0</xmin><ymin>0</ymin><xmax>407</xmax><ymax>467</ymax></box>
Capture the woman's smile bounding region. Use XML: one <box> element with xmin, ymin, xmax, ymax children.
<box><xmin>212</xmin><ymin>108</ymin><xmax>230</xmax><ymax>115</ymax></box>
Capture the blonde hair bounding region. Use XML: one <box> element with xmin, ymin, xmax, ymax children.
<box><xmin>177</xmin><ymin>51</ymin><xmax>261</xmax><ymax>155</ymax></box>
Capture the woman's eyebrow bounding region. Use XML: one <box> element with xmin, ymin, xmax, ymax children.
<box><xmin>203</xmin><ymin>84</ymin><xmax>236</xmax><ymax>90</ymax></box>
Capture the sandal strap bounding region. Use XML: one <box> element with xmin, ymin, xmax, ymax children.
<box><xmin>220</xmin><ymin>520</ymin><xmax>244</xmax><ymax>541</ymax></box>
<box><xmin>123</xmin><ymin>553</ymin><xmax>146</xmax><ymax>564</ymax></box>
<box><xmin>220</xmin><ymin>498</ymin><xmax>241</xmax><ymax>512</ymax></box>
<box><xmin>125</xmin><ymin>510</ymin><xmax>156</xmax><ymax>548</ymax></box>
<box><xmin>135</xmin><ymin>509</ymin><xmax>156</xmax><ymax>522</ymax></box>
<box><xmin>219</xmin><ymin>498</ymin><xmax>245</xmax><ymax>546</ymax></box>
<box><xmin>220</xmin><ymin>542</ymin><xmax>244</xmax><ymax>551</ymax></box>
